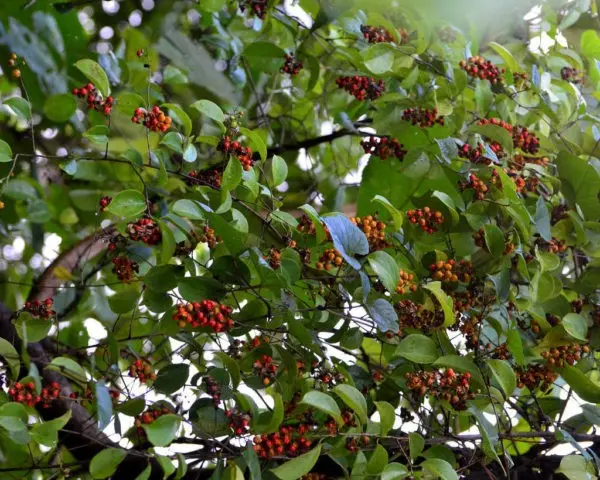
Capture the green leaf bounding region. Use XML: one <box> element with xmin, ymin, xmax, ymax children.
<box><xmin>108</xmin><ymin>289</ymin><xmax>140</xmax><ymax>314</ymax></box>
<box><xmin>423</xmin><ymin>282</ymin><xmax>455</xmax><ymax>327</ymax></box>
<box><xmin>557</xmin><ymin>455</ymin><xmax>596</xmax><ymax>480</ymax></box>
<box><xmin>322</xmin><ymin>214</ymin><xmax>369</xmax><ymax>270</ymax></box>
<box><xmin>243</xmin><ymin>444</ymin><xmax>262</xmax><ymax>480</ymax></box>
<box><xmin>368</xmin><ymin>250</ymin><xmax>399</xmax><ymax>293</ymax></box>
<box><xmin>334</xmin><ymin>384</ymin><xmax>368</xmax><ymax>424</ymax></box>
<box><xmin>160</xmin><ymin>131</ymin><xmax>184</xmax><ymax>153</ymax></box>
<box><xmin>105</xmin><ymin>190</ymin><xmax>146</xmax><ymax>217</ymax></box>
<box><xmin>488</xmin><ymin>42</ymin><xmax>520</xmax><ymax>72</ymax></box>
<box><xmin>75</xmin><ymin>59</ymin><xmax>111</xmax><ymax>96</ymax></box>
<box><xmin>4</xmin><ymin>97</ymin><xmax>31</xmax><ymax>121</ymax></box>
<box><xmin>239</xmin><ymin>127</ymin><xmax>267</xmax><ymax>161</ymax></box>
<box><xmin>363</xmin><ymin>44</ymin><xmax>395</xmax><ymax>74</ymax></box>
<box><xmin>172</xmin><ymin>199</ymin><xmax>205</xmax><ymax>220</ymax></box>
<box><xmin>44</xmin><ymin>94</ymin><xmax>76</xmax><ymax>122</ymax></box>
<box><xmin>31</xmin><ymin>410</ymin><xmax>71</xmax><ymax>447</ymax></box>
<box><xmin>409</xmin><ymin>432</ymin><xmax>425</xmax><ymax>461</ymax></box>
<box><xmin>162</xmin><ymin>103</ymin><xmax>192</xmax><ymax>136</ymax></box>
<box><xmin>143</xmin><ymin>414</ymin><xmax>181</xmax><ymax>447</ymax></box>
<box><xmin>255</xmin><ymin>392</ymin><xmax>284</xmax><ymax>434</ymax></box>
<box><xmin>468</xmin><ymin>123</ymin><xmax>513</xmax><ymax>154</ymax></box>
<box><xmin>506</xmin><ymin>329</ymin><xmax>525</xmax><ymax>366</ymax></box>
<box><xmin>0</xmin><ymin>338</ymin><xmax>20</xmax><ymax>379</ymax></box>
<box><xmin>223</xmin><ymin>156</ymin><xmax>243</xmax><ymax>191</ymax></box>
<box><xmin>0</xmin><ymin>139</ymin><xmax>12</xmax><ymax>163</ymax></box>
<box><xmin>487</xmin><ymin>359</ymin><xmax>516</xmax><ymax>397</ymax></box>
<box><xmin>367</xmin><ymin>444</ymin><xmax>389</xmax><ymax>474</ymax></box>
<box><xmin>271</xmin><ymin>155</ymin><xmax>288</xmax><ymax>186</ymax></box>
<box><xmin>244</xmin><ymin>42</ymin><xmax>286</xmax><ymax>73</ymax></box>
<box><xmin>396</xmin><ymin>334</ymin><xmax>438</xmax><ymax>364</ymax></box>
<box><xmin>84</xmin><ymin>125</ymin><xmax>109</xmax><ymax>145</ymax></box>
<box><xmin>178</xmin><ymin>277</ymin><xmax>226</xmax><ymax>301</ymax></box>
<box><xmin>562</xmin><ymin>313</ymin><xmax>588</xmax><ymax>341</ymax></box>
<box><xmin>154</xmin><ymin>364</ymin><xmax>189</xmax><ymax>394</ymax></box>
<box><xmin>561</xmin><ymin>366</ymin><xmax>600</xmax><ymax>403</ymax></box>
<box><xmin>375</xmin><ymin>401</ymin><xmax>395</xmax><ymax>435</ymax></box>
<box><xmin>299</xmin><ymin>204</ymin><xmax>326</xmax><ymax>243</ymax></box>
<box><xmin>47</xmin><ymin>357</ymin><xmax>87</xmax><ymax>383</ymax></box>
<box><xmin>90</xmin><ymin>448</ymin><xmax>127</xmax><ymax>479</ymax></box>
<box><xmin>191</xmin><ymin>99</ymin><xmax>225</xmax><ymax>124</ymax></box>
<box><xmin>555</xmin><ymin>151</ymin><xmax>600</xmax><ymax>221</ymax></box>
<box><xmin>421</xmin><ymin>458</ymin><xmax>458</xmax><ymax>480</ymax></box>
<box><xmin>532</xmin><ymin>271</ymin><xmax>562</xmax><ymax>304</ymax></box>
<box><xmin>15</xmin><ymin>313</ymin><xmax>51</xmax><ymax>343</ymax></box>
<box><xmin>581</xmin><ymin>29</ymin><xmax>600</xmax><ymax>58</ymax></box>
<box><xmin>271</xmin><ymin>444</ymin><xmax>322</xmax><ymax>480</ymax></box>
<box><xmin>368</xmin><ymin>298</ymin><xmax>399</xmax><ymax>333</ymax></box>
<box><xmin>301</xmin><ymin>391</ymin><xmax>342</xmax><ymax>425</ymax></box>
<box><xmin>115</xmin><ymin>92</ymin><xmax>145</xmax><ymax>115</ymax></box>
<box><xmin>382</xmin><ymin>463</ymin><xmax>409</xmax><ymax>480</ymax></box>
<box><xmin>134</xmin><ymin>465</ymin><xmax>152</xmax><ymax>480</ymax></box>
<box><xmin>535</xmin><ymin>196</ymin><xmax>552</xmax><ymax>242</ymax></box>
<box><xmin>95</xmin><ymin>381</ymin><xmax>112</xmax><ymax>431</ymax></box>
<box><xmin>482</xmin><ymin>224</ymin><xmax>505</xmax><ymax>257</ymax></box>
<box><xmin>372</xmin><ymin>195</ymin><xmax>403</xmax><ymax>230</ymax></box>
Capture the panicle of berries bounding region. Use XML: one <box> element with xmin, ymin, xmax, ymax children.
<box><xmin>455</xmin><ymin>315</ymin><xmax>482</xmax><ymax>349</ymax></box>
<box><xmin>99</xmin><ymin>196</ymin><xmax>112</xmax><ymax>212</ymax></box>
<box><xmin>360</xmin><ymin>24</ymin><xmax>393</xmax><ymax>43</ymax></box>
<box><xmin>360</xmin><ymin>136</ymin><xmax>407</xmax><ymax>160</ymax></box>
<box><xmin>131</xmin><ymin>106</ymin><xmax>172</xmax><ymax>132</ymax></box>
<box><xmin>406</xmin><ymin>369</ymin><xmax>474</xmax><ymax>410</ymax></box>
<box><xmin>217</xmin><ymin>135</ymin><xmax>254</xmax><ymax>171</ymax></box>
<box><xmin>316</xmin><ymin>248</ymin><xmax>343</xmax><ymax>271</ymax></box>
<box><xmin>459</xmin><ymin>172</ymin><xmax>496</xmax><ymax>201</ymax></box>
<box><xmin>489</xmin><ymin>343</ymin><xmax>510</xmax><ymax>360</ymax></box>
<box><xmin>534</xmin><ymin>236</ymin><xmax>568</xmax><ymax>254</ymax></box>
<box><xmin>302</xmin><ymin>474</ymin><xmax>327</xmax><ymax>480</ymax></box>
<box><xmin>372</xmin><ymin>371</ymin><xmax>385</xmax><ymax>383</ymax></box>
<box><xmin>281</xmin><ymin>54</ymin><xmax>303</xmax><ymax>75</ymax></box>
<box><xmin>203</xmin><ymin>376</ymin><xmax>222</xmax><ymax>408</ymax></box>
<box><xmin>510</xmin><ymin>154</ymin><xmax>549</xmax><ymax>171</ymax></box>
<box><xmin>572</xmin><ymin>298</ymin><xmax>584</xmax><ymax>314</ymax></box>
<box><xmin>406</xmin><ymin>207</ymin><xmax>444</xmax><ymax>234</ymax></box>
<box><xmin>459</xmin><ymin>56</ymin><xmax>505</xmax><ymax>85</ymax></box>
<box><xmin>253</xmin><ymin>424</ymin><xmax>313</xmax><ymax>459</ymax></box>
<box><xmin>512</xmin><ymin>125</ymin><xmax>540</xmax><ymax>154</ymax></box>
<box><xmin>253</xmin><ymin>354</ymin><xmax>278</xmax><ymax>386</ymax></box>
<box><xmin>135</xmin><ymin>406</ymin><xmax>172</xmax><ymax>432</ymax></box>
<box><xmin>394</xmin><ymin>270</ymin><xmax>418</xmax><ymax>295</ymax></box>
<box><xmin>561</xmin><ymin>66</ymin><xmax>583</xmax><ymax>84</ymax></box>
<box><xmin>591</xmin><ymin>305</ymin><xmax>600</xmax><ymax>327</ymax></box>
<box><xmin>513</xmin><ymin>72</ymin><xmax>529</xmax><ymax>84</ymax></box>
<box><xmin>239</xmin><ymin>0</ymin><xmax>267</xmax><ymax>19</ymax></box>
<box><xmin>186</xmin><ymin>169</ymin><xmax>222</xmax><ymax>189</ymax></box>
<box><xmin>228</xmin><ymin>339</ymin><xmax>246</xmax><ymax>359</ymax></box>
<box><xmin>297</xmin><ymin>215</ymin><xmax>317</xmax><ymax>235</ymax></box>
<box><xmin>264</xmin><ymin>248</ymin><xmax>281</xmax><ymax>269</ymax></box>
<box><xmin>429</xmin><ymin>259</ymin><xmax>473</xmax><ymax>284</ymax></box>
<box><xmin>24</xmin><ymin>298</ymin><xmax>55</xmax><ymax>319</ymax></box>
<box><xmin>541</xmin><ymin>344</ymin><xmax>590</xmax><ymax>368</ymax></box>
<box><xmin>8</xmin><ymin>52</ymin><xmax>24</xmax><ymax>79</ymax></box>
<box><xmin>111</xmin><ymin>256</ymin><xmax>139</xmax><ymax>283</ymax></box>
<box><xmin>392</xmin><ymin>300</ymin><xmax>444</xmax><ymax>335</ymax></box>
<box><xmin>473</xmin><ymin>228</ymin><xmax>513</xmax><ymax>255</ymax></box>
<box><xmin>172</xmin><ymin>300</ymin><xmax>234</xmax><ymax>333</ymax></box>
<box><xmin>9</xmin><ymin>381</ymin><xmax>61</xmax><ymax>408</ymax></box>
<box><xmin>516</xmin><ymin>364</ymin><xmax>557</xmax><ymax>391</ymax></box>
<box><xmin>127</xmin><ymin>217</ymin><xmax>161</xmax><ymax>245</ymax></box>
<box><xmin>550</xmin><ymin>204</ymin><xmax>569</xmax><ymax>225</ymax></box>
<box><xmin>336</xmin><ymin>76</ymin><xmax>385</xmax><ymax>101</ymax></box>
<box><xmin>72</xmin><ymin>83</ymin><xmax>113</xmax><ymax>116</ymax></box>
<box><xmin>129</xmin><ymin>359</ymin><xmax>156</xmax><ymax>384</ymax></box>
<box><xmin>458</xmin><ymin>142</ymin><xmax>494</xmax><ymax>165</ymax></box>
<box><xmin>350</xmin><ymin>215</ymin><xmax>390</xmax><ymax>251</ymax></box>
<box><xmin>199</xmin><ymin>225</ymin><xmax>221</xmax><ymax>248</ymax></box>
<box><xmin>402</xmin><ymin>107</ymin><xmax>445</xmax><ymax>128</ymax></box>
<box><xmin>397</xmin><ymin>28</ymin><xmax>410</xmax><ymax>44</ymax></box>
<box><xmin>226</xmin><ymin>408</ymin><xmax>252</xmax><ymax>436</ymax></box>
<box><xmin>248</xmin><ymin>335</ymin><xmax>270</xmax><ymax>351</ymax></box>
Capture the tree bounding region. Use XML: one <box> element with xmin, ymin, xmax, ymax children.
<box><xmin>0</xmin><ymin>0</ymin><xmax>600</xmax><ymax>478</ymax></box>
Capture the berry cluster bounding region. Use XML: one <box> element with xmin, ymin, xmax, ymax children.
<box><xmin>459</xmin><ymin>173</ymin><xmax>489</xmax><ymax>201</ymax></box>
<box><xmin>489</xmin><ymin>343</ymin><xmax>510</xmax><ymax>360</ymax></box>
<box><xmin>264</xmin><ymin>248</ymin><xmax>281</xmax><ymax>269</ymax></box>
<box><xmin>516</xmin><ymin>364</ymin><xmax>557</xmax><ymax>391</ymax></box>
<box><xmin>458</xmin><ymin>142</ymin><xmax>494</xmax><ymax>165</ymax></box>
<box><xmin>510</xmin><ymin>154</ymin><xmax>549</xmax><ymax>171</ymax></box>
<box><xmin>345</xmin><ymin>435</ymin><xmax>372</xmax><ymax>453</ymax></box>
<box><xmin>7</xmin><ymin>52</ymin><xmax>24</xmax><ymax>79</ymax></box>
<box><xmin>186</xmin><ymin>169</ymin><xmax>222</xmax><ymax>189</ymax></box>
<box><xmin>316</xmin><ymin>248</ymin><xmax>343</xmax><ymax>271</ymax></box>
<box><xmin>452</xmin><ymin>290</ymin><xmax>482</xmax><ymax>313</ymax></box>
<box><xmin>249</xmin><ymin>335</ymin><xmax>270</xmax><ymax>350</ymax></box>
<box><xmin>281</xmin><ymin>54</ymin><xmax>303</xmax><ymax>76</ymax></box>
<box><xmin>360</xmin><ymin>136</ymin><xmax>407</xmax><ymax>161</ymax></box>
<box><xmin>360</xmin><ymin>24</ymin><xmax>393</xmax><ymax>43</ymax></box>
<box><xmin>456</xmin><ymin>314</ymin><xmax>482</xmax><ymax>349</ymax></box>
<box><xmin>513</xmin><ymin>72</ymin><xmax>529</xmax><ymax>84</ymax></box>
<box><xmin>69</xmin><ymin>386</ymin><xmax>120</xmax><ymax>405</ymax></box>
<box><xmin>535</xmin><ymin>236</ymin><xmax>568</xmax><ymax>254</ymax></box>
<box><xmin>72</xmin><ymin>83</ymin><xmax>113</xmax><ymax>116</ymax></box>
<box><xmin>572</xmin><ymin>298</ymin><xmax>584</xmax><ymax>314</ymax></box>
<box><xmin>401</xmin><ymin>107</ymin><xmax>445</xmax><ymax>128</ymax></box>
<box><xmin>551</xmin><ymin>204</ymin><xmax>569</xmax><ymax>225</ymax></box>
<box><xmin>111</xmin><ymin>256</ymin><xmax>139</xmax><ymax>283</ymax></box>
<box><xmin>99</xmin><ymin>196</ymin><xmax>112</xmax><ymax>212</ymax></box>
<box><xmin>430</xmin><ymin>259</ymin><xmax>467</xmax><ymax>283</ymax></box>
<box><xmin>135</xmin><ymin>406</ymin><xmax>172</xmax><ymax>431</ymax></box>
<box><xmin>393</xmin><ymin>300</ymin><xmax>443</xmax><ymax>335</ymax></box>
<box><xmin>350</xmin><ymin>215</ymin><xmax>389</xmax><ymax>251</ymax></box>
<box><xmin>132</xmin><ymin>106</ymin><xmax>172</xmax><ymax>133</ymax></box>
<box><xmin>253</xmin><ymin>354</ymin><xmax>278</xmax><ymax>385</ymax></box>
<box><xmin>203</xmin><ymin>376</ymin><xmax>222</xmax><ymax>408</ymax></box>
<box><xmin>297</xmin><ymin>215</ymin><xmax>317</xmax><ymax>235</ymax></box>
<box><xmin>473</xmin><ymin>228</ymin><xmax>513</xmax><ymax>255</ymax></box>
<box><xmin>228</xmin><ymin>339</ymin><xmax>246</xmax><ymax>359</ymax></box>
<box><xmin>336</xmin><ymin>76</ymin><xmax>385</xmax><ymax>101</ymax></box>
<box><xmin>217</xmin><ymin>136</ymin><xmax>254</xmax><ymax>171</ymax></box>
<box><xmin>172</xmin><ymin>301</ymin><xmax>234</xmax><ymax>332</ymax></box>
<box><xmin>406</xmin><ymin>207</ymin><xmax>444</xmax><ymax>234</ymax></box>
<box><xmin>561</xmin><ymin>66</ymin><xmax>583</xmax><ymax>84</ymax></box>
<box><xmin>127</xmin><ymin>218</ymin><xmax>161</xmax><ymax>245</ymax></box>
<box><xmin>405</xmin><ymin>369</ymin><xmax>474</xmax><ymax>410</ymax></box>
<box><xmin>9</xmin><ymin>381</ymin><xmax>61</xmax><ymax>408</ymax></box>
<box><xmin>225</xmin><ymin>408</ymin><xmax>252</xmax><ymax>436</ymax></box>
<box><xmin>397</xmin><ymin>28</ymin><xmax>410</xmax><ymax>44</ymax></box>
<box><xmin>512</xmin><ymin>125</ymin><xmax>541</xmax><ymax>154</ymax></box>
<box><xmin>24</xmin><ymin>298</ymin><xmax>55</xmax><ymax>319</ymax></box>
<box><xmin>199</xmin><ymin>225</ymin><xmax>221</xmax><ymax>249</ymax></box>
<box><xmin>239</xmin><ymin>0</ymin><xmax>267</xmax><ymax>19</ymax></box>
<box><xmin>395</xmin><ymin>270</ymin><xmax>418</xmax><ymax>295</ymax></box>
<box><xmin>459</xmin><ymin>56</ymin><xmax>505</xmax><ymax>85</ymax></box>
<box><xmin>253</xmin><ymin>424</ymin><xmax>313</xmax><ymax>459</ymax></box>
<box><xmin>541</xmin><ymin>344</ymin><xmax>589</xmax><ymax>367</ymax></box>
<box><xmin>129</xmin><ymin>359</ymin><xmax>156</xmax><ymax>384</ymax></box>
<box><xmin>312</xmin><ymin>366</ymin><xmax>345</xmax><ymax>389</ymax></box>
